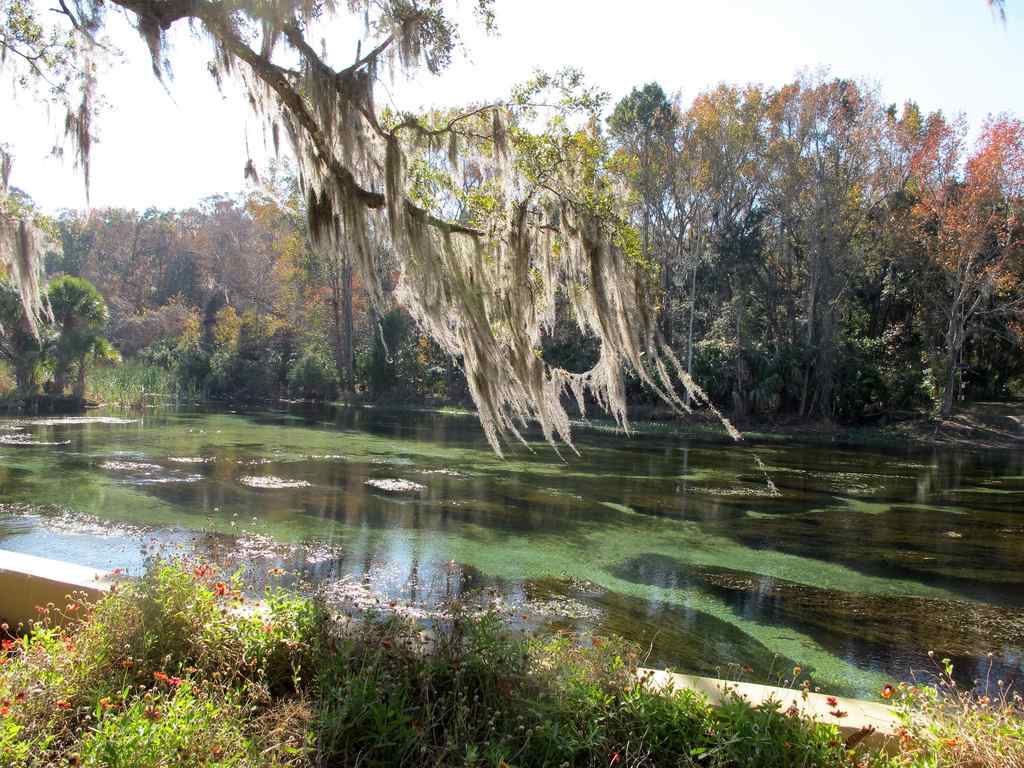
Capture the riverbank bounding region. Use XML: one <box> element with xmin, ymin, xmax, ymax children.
<box><xmin>565</xmin><ymin>401</ymin><xmax>1024</xmax><ymax>452</ymax></box>
<box><xmin>2</xmin><ymin>559</ymin><xmax>1019</xmax><ymax>767</ymax></box>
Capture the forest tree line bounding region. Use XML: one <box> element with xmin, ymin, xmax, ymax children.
<box><xmin>2</xmin><ymin>74</ymin><xmax>1023</xmax><ymax>421</ymax></box>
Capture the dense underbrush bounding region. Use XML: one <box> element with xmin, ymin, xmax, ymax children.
<box><xmin>0</xmin><ymin>562</ymin><xmax>1019</xmax><ymax>767</ymax></box>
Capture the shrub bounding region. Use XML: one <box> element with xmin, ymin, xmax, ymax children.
<box><xmin>287</xmin><ymin>351</ymin><xmax>338</xmax><ymax>401</ymax></box>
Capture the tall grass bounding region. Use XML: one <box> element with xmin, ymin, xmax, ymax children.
<box><xmin>87</xmin><ymin>361</ymin><xmax>199</xmax><ymax>408</ymax></box>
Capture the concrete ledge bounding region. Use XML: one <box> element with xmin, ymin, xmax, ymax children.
<box><xmin>0</xmin><ymin>549</ymin><xmax>112</xmax><ymax>629</ymax></box>
<box><xmin>639</xmin><ymin>668</ymin><xmax>899</xmax><ymax>750</ymax></box>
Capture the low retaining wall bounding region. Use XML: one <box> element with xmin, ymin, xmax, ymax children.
<box><xmin>639</xmin><ymin>668</ymin><xmax>899</xmax><ymax>750</ymax></box>
<box><xmin>0</xmin><ymin>549</ymin><xmax>111</xmax><ymax>629</ymax></box>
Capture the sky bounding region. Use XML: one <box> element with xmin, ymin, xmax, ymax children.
<box><xmin>3</xmin><ymin>0</ymin><xmax>1023</xmax><ymax>212</ymax></box>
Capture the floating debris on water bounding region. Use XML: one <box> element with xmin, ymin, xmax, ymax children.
<box><xmin>0</xmin><ymin>434</ymin><xmax>71</xmax><ymax>446</ymax></box>
<box><xmin>101</xmin><ymin>461</ymin><xmax>163</xmax><ymax>472</ymax></box>
<box><xmin>168</xmin><ymin>456</ymin><xmax>214</xmax><ymax>464</ymax></box>
<box><xmin>17</xmin><ymin>416</ymin><xmax>139</xmax><ymax>426</ymax></box>
<box><xmin>3</xmin><ymin>505</ymin><xmax>148</xmax><ymax>539</ymax></box>
<box><xmin>420</xmin><ymin>468</ymin><xmax>463</xmax><ymax>477</ymax></box>
<box><xmin>365</xmin><ymin>478</ymin><xmax>426</xmax><ymax>493</ymax></box>
<box><xmin>239</xmin><ymin>475</ymin><xmax>312</xmax><ymax>489</ymax></box>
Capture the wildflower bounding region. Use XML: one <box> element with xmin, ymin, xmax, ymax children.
<box><xmin>0</xmin><ymin>658</ymin><xmax>6</xmax><ymax>666</ymax></box>
<box><xmin>881</xmin><ymin>684</ymin><xmax>894</xmax><ymax>700</ymax></box>
<box><xmin>98</xmin><ymin>697</ymin><xmax>113</xmax><ymax>711</ymax></box>
<box><xmin>793</xmin><ymin>665</ymin><xmax>802</xmax><ymax>678</ymax></box>
<box><xmin>826</xmin><ymin>696</ymin><xmax>838</xmax><ymax>707</ymax></box>
<box><xmin>267</xmin><ymin>567</ymin><xmax>285</xmax><ymax>577</ymax></box>
<box><xmin>14</xmin><ymin>692</ymin><xmax>25</xmax><ymax>703</ymax></box>
<box><xmin>120</xmin><ymin>659</ymin><xmax>134</xmax><ymax>669</ymax></box>
<box><xmin>64</xmin><ymin>640</ymin><xmax>76</xmax><ymax>653</ymax></box>
<box><xmin>211</xmin><ymin>746</ymin><xmax>224</xmax><ymax>759</ymax></box>
<box><xmin>786</xmin><ymin>705</ymin><xmax>800</xmax><ymax>717</ymax></box>
<box><xmin>143</xmin><ymin>706</ymin><xmax>162</xmax><ymax>721</ymax></box>
<box><xmin>2</xmin><ymin>639</ymin><xmax>14</xmax><ymax>652</ymax></box>
<box><xmin>830</xmin><ymin>709</ymin><xmax>848</xmax><ymax>718</ymax></box>
<box><xmin>943</xmin><ymin>737</ymin><xmax>959</xmax><ymax>748</ymax></box>
<box><xmin>55</xmin><ymin>700</ymin><xmax>72</xmax><ymax>710</ymax></box>
<box><xmin>153</xmin><ymin>671</ymin><xmax>170</xmax><ymax>683</ymax></box>
<box><xmin>66</xmin><ymin>603</ymin><xmax>79</xmax><ymax>612</ymax></box>
<box><xmin>0</xmin><ymin>705</ymin><xmax>9</xmax><ymax>716</ymax></box>
<box><xmin>34</xmin><ymin>606</ymin><xmax>46</xmax><ymax>614</ymax></box>
<box><xmin>213</xmin><ymin>582</ymin><xmax>228</xmax><ymax>597</ymax></box>
<box><xmin>168</xmin><ymin>677</ymin><xmax>183</xmax><ymax>687</ymax></box>
<box><xmin>262</xmin><ymin>623</ymin><xmax>274</xmax><ymax>634</ymax></box>
<box><xmin>110</xmin><ymin>568</ymin><xmax>124</xmax><ymax>576</ymax></box>
<box><xmin>194</xmin><ymin>564</ymin><xmax>211</xmax><ymax>578</ymax></box>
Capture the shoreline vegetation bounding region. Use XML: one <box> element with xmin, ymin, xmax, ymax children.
<box><xmin>4</xmin><ymin>374</ymin><xmax>1021</xmax><ymax>451</ymax></box>
<box><xmin>1</xmin><ymin>560</ymin><xmax>1020</xmax><ymax>767</ymax></box>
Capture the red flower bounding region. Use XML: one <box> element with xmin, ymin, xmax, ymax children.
<box><xmin>830</xmin><ymin>709</ymin><xmax>848</xmax><ymax>719</ymax></box>
<box><xmin>881</xmin><ymin>684</ymin><xmax>894</xmax><ymax>700</ymax></box>
<box><xmin>110</xmin><ymin>568</ymin><xmax>125</xmax><ymax>576</ymax></box>
<box><xmin>262</xmin><ymin>623</ymin><xmax>274</xmax><ymax>634</ymax></box>
<box><xmin>213</xmin><ymin>582</ymin><xmax>228</xmax><ymax>597</ymax></box>
<box><xmin>168</xmin><ymin>677</ymin><xmax>183</xmax><ymax>687</ymax></box>
<box><xmin>1</xmin><ymin>639</ymin><xmax>14</xmax><ymax>651</ymax></box>
<box><xmin>943</xmin><ymin>737</ymin><xmax>959</xmax><ymax>748</ymax></box>
<box><xmin>194</xmin><ymin>564</ymin><xmax>211</xmax><ymax>579</ymax></box>
<box><xmin>826</xmin><ymin>696</ymin><xmax>838</xmax><ymax>707</ymax></box>
<box><xmin>143</xmin><ymin>706</ymin><xmax>162</xmax><ymax>721</ymax></box>
<box><xmin>120</xmin><ymin>659</ymin><xmax>134</xmax><ymax>669</ymax></box>
<box><xmin>153</xmin><ymin>671</ymin><xmax>170</xmax><ymax>683</ymax></box>
<box><xmin>0</xmin><ymin>705</ymin><xmax>9</xmax><ymax>716</ymax></box>
<box><xmin>55</xmin><ymin>700</ymin><xmax>71</xmax><ymax>710</ymax></box>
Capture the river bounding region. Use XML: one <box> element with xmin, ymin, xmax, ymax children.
<box><xmin>1</xmin><ymin>405</ymin><xmax>1021</xmax><ymax>697</ymax></box>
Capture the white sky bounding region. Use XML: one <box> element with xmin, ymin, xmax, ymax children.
<box><xmin>4</xmin><ymin>0</ymin><xmax>1022</xmax><ymax>212</ymax></box>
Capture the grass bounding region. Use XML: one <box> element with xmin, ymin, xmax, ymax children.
<box><xmin>86</xmin><ymin>361</ymin><xmax>192</xmax><ymax>408</ymax></box>
<box><xmin>0</xmin><ymin>561</ymin><xmax>1019</xmax><ymax>767</ymax></box>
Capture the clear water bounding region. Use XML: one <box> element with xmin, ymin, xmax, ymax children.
<box><xmin>1</xmin><ymin>405</ymin><xmax>1022</xmax><ymax>697</ymax></box>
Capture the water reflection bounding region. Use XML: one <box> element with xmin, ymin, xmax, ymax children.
<box><xmin>0</xmin><ymin>406</ymin><xmax>1022</xmax><ymax>696</ymax></box>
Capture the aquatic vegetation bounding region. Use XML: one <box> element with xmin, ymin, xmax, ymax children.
<box><xmin>364</xmin><ymin>478</ymin><xmax>426</xmax><ymax>493</ymax></box>
<box><xmin>1</xmin><ymin>406</ymin><xmax>1022</xmax><ymax>698</ymax></box>
<box><xmin>239</xmin><ymin>476</ymin><xmax>312</xmax><ymax>489</ymax></box>
<box><xmin>0</xmin><ymin>434</ymin><xmax>70</xmax><ymax>446</ymax></box>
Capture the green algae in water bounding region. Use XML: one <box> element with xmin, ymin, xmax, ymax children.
<box><xmin>1</xmin><ymin>404</ymin><xmax>1022</xmax><ymax>696</ymax></box>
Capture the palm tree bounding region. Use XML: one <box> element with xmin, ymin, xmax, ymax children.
<box><xmin>46</xmin><ymin>276</ymin><xmax>118</xmax><ymax>400</ymax></box>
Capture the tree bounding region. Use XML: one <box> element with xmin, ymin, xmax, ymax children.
<box><xmin>912</xmin><ymin>115</ymin><xmax>1024</xmax><ymax>416</ymax></box>
<box><xmin>47</xmin><ymin>275</ymin><xmax>117</xmax><ymax>398</ymax></box>
<box><xmin>0</xmin><ymin>0</ymin><xmax>725</xmax><ymax>454</ymax></box>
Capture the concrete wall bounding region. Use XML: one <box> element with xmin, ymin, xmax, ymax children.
<box><xmin>0</xmin><ymin>549</ymin><xmax>111</xmax><ymax>630</ymax></box>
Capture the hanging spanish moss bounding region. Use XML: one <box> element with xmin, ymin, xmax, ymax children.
<box><xmin>11</xmin><ymin>0</ymin><xmax>739</xmax><ymax>453</ymax></box>
<box><xmin>0</xmin><ymin>148</ymin><xmax>49</xmax><ymax>335</ymax></box>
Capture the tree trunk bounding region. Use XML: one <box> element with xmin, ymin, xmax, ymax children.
<box><xmin>941</xmin><ymin>313</ymin><xmax>963</xmax><ymax>418</ymax></box>
<box><xmin>328</xmin><ymin>267</ymin><xmax>347</xmax><ymax>395</ymax></box>
<box><xmin>73</xmin><ymin>355</ymin><xmax>87</xmax><ymax>401</ymax></box>
<box><xmin>684</xmin><ymin>240</ymin><xmax>698</xmax><ymax>407</ymax></box>
<box><xmin>340</xmin><ymin>258</ymin><xmax>355</xmax><ymax>393</ymax></box>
